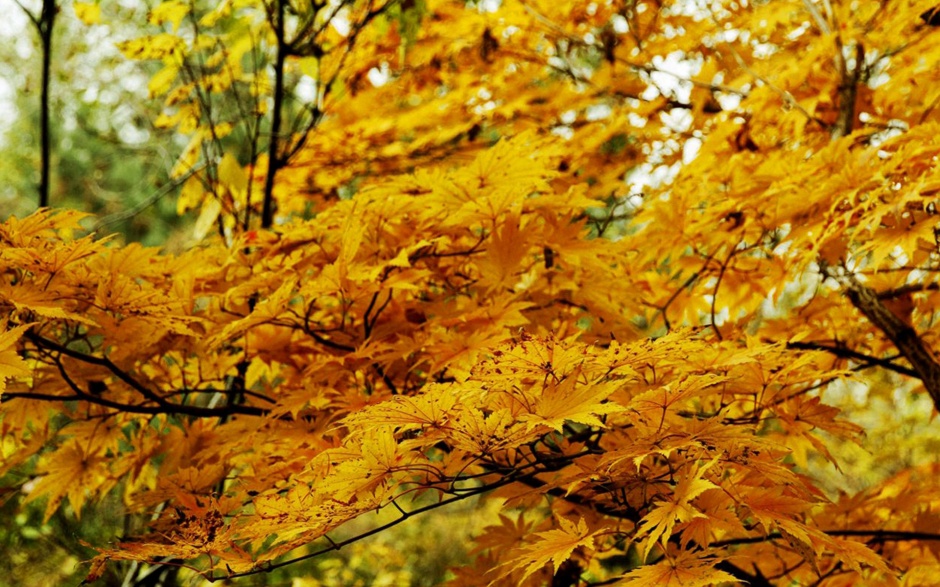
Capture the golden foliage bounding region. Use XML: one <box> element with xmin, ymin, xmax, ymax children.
<box><xmin>5</xmin><ymin>0</ymin><xmax>940</xmax><ymax>585</ymax></box>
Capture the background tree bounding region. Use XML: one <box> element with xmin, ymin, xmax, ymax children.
<box><xmin>13</xmin><ymin>0</ymin><xmax>57</xmax><ymax>208</ymax></box>
<box><xmin>3</xmin><ymin>1</ymin><xmax>940</xmax><ymax>586</ymax></box>
<box><xmin>0</xmin><ymin>0</ymin><xmax>187</xmax><ymax>243</ymax></box>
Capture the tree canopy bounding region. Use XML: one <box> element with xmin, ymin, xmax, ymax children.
<box><xmin>3</xmin><ymin>0</ymin><xmax>940</xmax><ymax>585</ymax></box>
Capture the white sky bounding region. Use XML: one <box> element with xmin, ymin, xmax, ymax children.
<box><xmin>0</xmin><ymin>0</ymin><xmax>156</xmax><ymax>151</ymax></box>
<box><xmin>0</xmin><ymin>2</ymin><xmax>32</xmax><ymax>141</ymax></box>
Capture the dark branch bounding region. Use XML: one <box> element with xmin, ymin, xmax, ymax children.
<box><xmin>787</xmin><ymin>340</ymin><xmax>918</xmax><ymax>378</ymax></box>
<box><xmin>22</xmin><ymin>330</ymin><xmax>274</xmax><ymax>419</ymax></box>
<box><xmin>261</xmin><ymin>0</ymin><xmax>287</xmax><ymax>228</ymax></box>
<box><xmin>838</xmin><ymin>272</ymin><xmax>940</xmax><ymax>411</ymax></box>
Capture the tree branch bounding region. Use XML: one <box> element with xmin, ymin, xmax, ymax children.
<box><xmin>261</xmin><ymin>0</ymin><xmax>287</xmax><ymax>229</ymax></box>
<box><xmin>787</xmin><ymin>340</ymin><xmax>917</xmax><ymax>378</ymax></box>
<box><xmin>212</xmin><ymin>465</ymin><xmax>536</xmax><ymax>581</ymax></box>
<box><xmin>22</xmin><ymin>330</ymin><xmax>273</xmax><ymax>419</ymax></box>
<box><xmin>837</xmin><ymin>272</ymin><xmax>940</xmax><ymax>411</ymax></box>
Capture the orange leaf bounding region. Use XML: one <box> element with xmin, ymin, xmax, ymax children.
<box><xmin>0</xmin><ymin>323</ymin><xmax>32</xmax><ymax>398</ymax></box>
<box><xmin>493</xmin><ymin>516</ymin><xmax>597</xmax><ymax>585</ymax></box>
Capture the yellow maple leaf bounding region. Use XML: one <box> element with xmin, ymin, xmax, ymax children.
<box><xmin>492</xmin><ymin>516</ymin><xmax>597</xmax><ymax>585</ymax></box>
<box><xmin>315</xmin><ymin>427</ymin><xmax>417</xmax><ymax>503</ymax></box>
<box><xmin>148</xmin><ymin>0</ymin><xmax>190</xmax><ymax>32</ymax></box>
<box><xmin>116</xmin><ymin>33</ymin><xmax>185</xmax><ymax>61</ymax></box>
<box><xmin>73</xmin><ymin>2</ymin><xmax>100</xmax><ymax>25</ymax></box>
<box><xmin>636</xmin><ymin>459</ymin><xmax>718</xmax><ymax>561</ymax></box>
<box><xmin>615</xmin><ymin>550</ymin><xmax>739</xmax><ymax>586</ymax></box>
<box><xmin>521</xmin><ymin>367</ymin><xmax>625</xmax><ymax>432</ymax></box>
<box><xmin>24</xmin><ymin>442</ymin><xmax>110</xmax><ymax>521</ymax></box>
<box><xmin>341</xmin><ymin>388</ymin><xmax>459</xmax><ymax>434</ymax></box>
<box><xmin>0</xmin><ymin>323</ymin><xmax>32</xmax><ymax>398</ymax></box>
<box><xmin>218</xmin><ymin>152</ymin><xmax>248</xmax><ymax>203</ymax></box>
<box><xmin>741</xmin><ymin>486</ymin><xmax>816</xmax><ymax>532</ymax></box>
<box><xmin>477</xmin><ymin>213</ymin><xmax>529</xmax><ymax>291</ymax></box>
